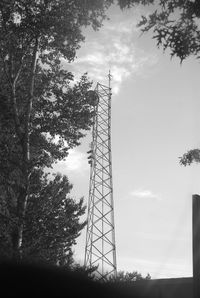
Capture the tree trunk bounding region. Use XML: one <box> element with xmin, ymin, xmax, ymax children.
<box><xmin>10</xmin><ymin>37</ymin><xmax>39</xmax><ymax>260</ymax></box>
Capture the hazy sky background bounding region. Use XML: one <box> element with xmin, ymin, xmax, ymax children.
<box><xmin>53</xmin><ymin>4</ymin><xmax>200</xmax><ymax>279</ymax></box>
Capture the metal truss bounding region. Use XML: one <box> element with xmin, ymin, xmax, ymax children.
<box><xmin>84</xmin><ymin>80</ymin><xmax>117</xmax><ymax>281</ymax></box>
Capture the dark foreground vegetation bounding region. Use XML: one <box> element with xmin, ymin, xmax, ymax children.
<box><xmin>0</xmin><ymin>261</ymin><xmax>193</xmax><ymax>298</ymax></box>
<box><xmin>0</xmin><ymin>261</ymin><xmax>154</xmax><ymax>298</ymax></box>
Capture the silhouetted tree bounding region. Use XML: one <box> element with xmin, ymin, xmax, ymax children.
<box><xmin>23</xmin><ymin>173</ymin><xmax>87</xmax><ymax>266</ymax></box>
<box><xmin>108</xmin><ymin>270</ymin><xmax>151</xmax><ymax>282</ymax></box>
<box><xmin>0</xmin><ymin>0</ymin><xmax>117</xmax><ymax>259</ymax></box>
<box><xmin>0</xmin><ymin>172</ymin><xmax>86</xmax><ymax>265</ymax></box>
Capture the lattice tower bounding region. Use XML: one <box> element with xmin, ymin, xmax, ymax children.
<box><xmin>84</xmin><ymin>75</ymin><xmax>117</xmax><ymax>280</ymax></box>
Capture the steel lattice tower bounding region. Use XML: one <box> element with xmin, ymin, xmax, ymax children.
<box><xmin>84</xmin><ymin>74</ymin><xmax>117</xmax><ymax>280</ymax></box>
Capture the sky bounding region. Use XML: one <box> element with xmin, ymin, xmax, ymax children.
<box><xmin>53</xmin><ymin>4</ymin><xmax>200</xmax><ymax>279</ymax></box>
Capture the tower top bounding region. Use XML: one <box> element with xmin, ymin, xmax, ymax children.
<box><xmin>108</xmin><ymin>70</ymin><xmax>112</xmax><ymax>89</ymax></box>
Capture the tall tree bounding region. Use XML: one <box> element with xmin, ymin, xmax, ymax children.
<box><xmin>0</xmin><ymin>0</ymin><xmax>116</xmax><ymax>259</ymax></box>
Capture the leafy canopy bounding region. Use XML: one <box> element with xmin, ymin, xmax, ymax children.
<box><xmin>136</xmin><ymin>0</ymin><xmax>200</xmax><ymax>62</ymax></box>
<box><xmin>117</xmin><ymin>0</ymin><xmax>200</xmax><ymax>166</ymax></box>
<box><xmin>22</xmin><ymin>173</ymin><xmax>86</xmax><ymax>266</ymax></box>
<box><xmin>117</xmin><ymin>0</ymin><xmax>200</xmax><ymax>62</ymax></box>
<box><xmin>0</xmin><ymin>0</ymin><xmax>117</xmax><ymax>260</ymax></box>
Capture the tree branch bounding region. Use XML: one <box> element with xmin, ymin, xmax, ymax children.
<box><xmin>25</xmin><ymin>37</ymin><xmax>39</xmax><ymax>148</ymax></box>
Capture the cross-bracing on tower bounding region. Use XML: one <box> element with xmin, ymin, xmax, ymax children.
<box><xmin>84</xmin><ymin>78</ymin><xmax>117</xmax><ymax>281</ymax></box>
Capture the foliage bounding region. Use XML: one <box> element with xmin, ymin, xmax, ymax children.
<box><xmin>0</xmin><ymin>171</ymin><xmax>87</xmax><ymax>265</ymax></box>
<box><xmin>117</xmin><ymin>0</ymin><xmax>200</xmax><ymax>166</ymax></box>
<box><xmin>0</xmin><ymin>0</ymin><xmax>120</xmax><ymax>259</ymax></box>
<box><xmin>118</xmin><ymin>0</ymin><xmax>154</xmax><ymax>9</ymax></box>
<box><xmin>179</xmin><ymin>149</ymin><xmax>200</xmax><ymax>166</ymax></box>
<box><xmin>132</xmin><ymin>0</ymin><xmax>200</xmax><ymax>166</ymax></box>
<box><xmin>117</xmin><ymin>0</ymin><xmax>200</xmax><ymax>62</ymax></box>
<box><xmin>108</xmin><ymin>270</ymin><xmax>151</xmax><ymax>282</ymax></box>
<box><xmin>70</xmin><ymin>263</ymin><xmax>98</xmax><ymax>280</ymax></box>
<box><xmin>22</xmin><ymin>173</ymin><xmax>86</xmax><ymax>266</ymax></box>
<box><xmin>136</xmin><ymin>0</ymin><xmax>200</xmax><ymax>62</ymax></box>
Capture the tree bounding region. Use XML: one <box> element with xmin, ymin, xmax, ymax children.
<box><xmin>179</xmin><ymin>149</ymin><xmax>200</xmax><ymax>166</ymax></box>
<box><xmin>22</xmin><ymin>173</ymin><xmax>87</xmax><ymax>267</ymax></box>
<box><xmin>117</xmin><ymin>0</ymin><xmax>200</xmax><ymax>167</ymax></box>
<box><xmin>108</xmin><ymin>270</ymin><xmax>151</xmax><ymax>282</ymax></box>
<box><xmin>0</xmin><ymin>172</ymin><xmax>87</xmax><ymax>266</ymax></box>
<box><xmin>135</xmin><ymin>0</ymin><xmax>200</xmax><ymax>167</ymax></box>
<box><xmin>0</xmin><ymin>0</ymin><xmax>120</xmax><ymax>259</ymax></box>
<box><xmin>118</xmin><ymin>0</ymin><xmax>200</xmax><ymax>62</ymax></box>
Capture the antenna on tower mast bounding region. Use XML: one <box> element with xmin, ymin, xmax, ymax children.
<box><xmin>108</xmin><ymin>69</ymin><xmax>112</xmax><ymax>89</ymax></box>
<box><xmin>84</xmin><ymin>72</ymin><xmax>117</xmax><ymax>281</ymax></box>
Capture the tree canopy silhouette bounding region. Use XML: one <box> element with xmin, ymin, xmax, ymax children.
<box><xmin>0</xmin><ymin>0</ymin><xmax>118</xmax><ymax>260</ymax></box>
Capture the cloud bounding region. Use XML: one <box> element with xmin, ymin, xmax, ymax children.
<box><xmin>65</xmin><ymin>149</ymin><xmax>87</xmax><ymax>171</ymax></box>
<box><xmin>105</xmin><ymin>19</ymin><xmax>138</xmax><ymax>34</ymax></box>
<box><xmin>53</xmin><ymin>149</ymin><xmax>88</xmax><ymax>174</ymax></box>
<box><xmin>130</xmin><ymin>189</ymin><xmax>161</xmax><ymax>200</ymax></box>
<box><xmin>63</xmin><ymin>9</ymin><xmax>158</xmax><ymax>95</ymax></box>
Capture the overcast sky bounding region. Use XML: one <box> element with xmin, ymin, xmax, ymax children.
<box><xmin>53</xmin><ymin>4</ymin><xmax>200</xmax><ymax>279</ymax></box>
